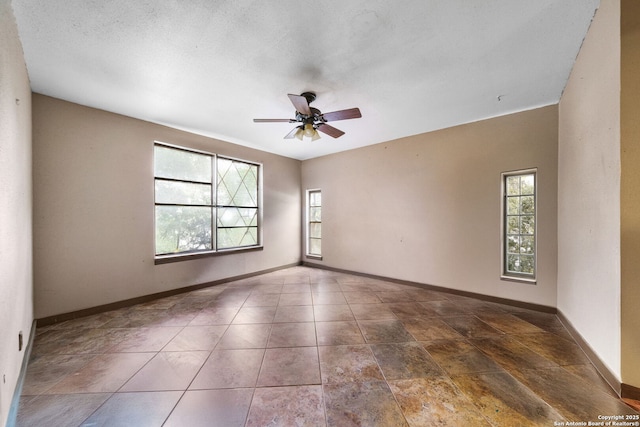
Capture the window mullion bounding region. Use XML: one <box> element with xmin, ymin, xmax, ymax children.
<box><xmin>155</xmin><ymin>203</ymin><xmax>213</xmax><ymax>208</ymax></box>
<box><xmin>212</xmin><ymin>154</ymin><xmax>217</xmax><ymax>251</ymax></box>
<box><xmin>155</xmin><ymin>177</ymin><xmax>211</xmax><ymax>185</ymax></box>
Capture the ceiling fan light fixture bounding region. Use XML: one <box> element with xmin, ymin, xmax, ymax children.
<box><xmin>303</xmin><ymin>123</ymin><xmax>320</xmax><ymax>140</ymax></box>
<box><xmin>303</xmin><ymin>123</ymin><xmax>314</xmax><ymax>137</ymax></box>
<box><xmin>295</xmin><ymin>126</ymin><xmax>304</xmax><ymax>140</ymax></box>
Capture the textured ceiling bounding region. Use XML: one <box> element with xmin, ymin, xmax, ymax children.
<box><xmin>13</xmin><ymin>0</ymin><xmax>599</xmax><ymax>160</ymax></box>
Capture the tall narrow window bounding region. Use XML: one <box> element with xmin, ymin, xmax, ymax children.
<box><xmin>154</xmin><ymin>143</ymin><xmax>261</xmax><ymax>258</ymax></box>
<box><xmin>307</xmin><ymin>189</ymin><xmax>322</xmax><ymax>257</ymax></box>
<box><xmin>502</xmin><ymin>170</ymin><xmax>536</xmax><ymax>281</ymax></box>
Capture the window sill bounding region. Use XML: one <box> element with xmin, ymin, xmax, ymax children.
<box><xmin>305</xmin><ymin>254</ymin><xmax>323</xmax><ymax>261</ymax></box>
<box><xmin>155</xmin><ymin>245</ymin><xmax>263</xmax><ymax>265</ymax></box>
<box><xmin>500</xmin><ymin>275</ymin><xmax>537</xmax><ymax>285</ymax></box>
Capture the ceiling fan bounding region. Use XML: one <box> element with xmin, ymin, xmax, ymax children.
<box><xmin>253</xmin><ymin>92</ymin><xmax>362</xmax><ymax>141</ymax></box>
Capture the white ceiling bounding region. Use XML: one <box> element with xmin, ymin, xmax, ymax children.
<box><xmin>12</xmin><ymin>0</ymin><xmax>599</xmax><ymax>160</ymax></box>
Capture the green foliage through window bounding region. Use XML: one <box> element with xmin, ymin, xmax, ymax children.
<box><xmin>503</xmin><ymin>171</ymin><xmax>536</xmax><ymax>278</ymax></box>
<box><xmin>154</xmin><ymin>144</ymin><xmax>260</xmax><ymax>256</ymax></box>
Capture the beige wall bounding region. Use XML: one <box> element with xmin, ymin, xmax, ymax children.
<box><xmin>0</xmin><ymin>0</ymin><xmax>34</xmax><ymax>425</ymax></box>
<box><xmin>621</xmin><ymin>0</ymin><xmax>640</xmax><ymax>390</ymax></box>
<box><xmin>32</xmin><ymin>95</ymin><xmax>301</xmax><ymax>319</ymax></box>
<box><xmin>302</xmin><ymin>106</ymin><xmax>558</xmax><ymax>307</ymax></box>
<box><xmin>558</xmin><ymin>0</ymin><xmax>622</xmax><ymax>379</ymax></box>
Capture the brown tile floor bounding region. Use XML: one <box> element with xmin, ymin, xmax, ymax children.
<box><xmin>17</xmin><ymin>266</ymin><xmax>638</xmax><ymax>426</ymax></box>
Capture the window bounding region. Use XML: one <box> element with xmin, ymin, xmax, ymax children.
<box><xmin>502</xmin><ymin>169</ymin><xmax>536</xmax><ymax>281</ymax></box>
<box><xmin>154</xmin><ymin>143</ymin><xmax>261</xmax><ymax>258</ymax></box>
<box><xmin>307</xmin><ymin>189</ymin><xmax>322</xmax><ymax>257</ymax></box>
<box><xmin>216</xmin><ymin>157</ymin><xmax>259</xmax><ymax>249</ymax></box>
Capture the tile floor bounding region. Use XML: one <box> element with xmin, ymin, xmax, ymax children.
<box><xmin>16</xmin><ymin>266</ymin><xmax>638</xmax><ymax>426</ymax></box>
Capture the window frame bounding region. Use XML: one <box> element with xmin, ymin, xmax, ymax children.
<box><xmin>306</xmin><ymin>188</ymin><xmax>322</xmax><ymax>259</ymax></box>
<box><xmin>154</xmin><ymin>141</ymin><xmax>263</xmax><ymax>264</ymax></box>
<box><xmin>500</xmin><ymin>168</ymin><xmax>537</xmax><ymax>283</ymax></box>
<box><xmin>215</xmin><ymin>154</ymin><xmax>262</xmax><ymax>251</ymax></box>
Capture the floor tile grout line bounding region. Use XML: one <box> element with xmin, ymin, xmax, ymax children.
<box><xmin>310</xmin><ymin>286</ymin><xmax>329</xmax><ymax>426</ymax></box>
<box><xmin>160</xmin><ymin>389</ymin><xmax>189</xmax><ymax>427</ymax></box>
<box><xmin>307</xmin><ymin>273</ymin><xmax>332</xmax><ymax>427</ymax></box>
<box><xmin>365</xmin><ymin>340</ymin><xmax>413</xmax><ymax>426</ymax></box>
<box><xmin>73</xmin><ymin>391</ymin><xmax>117</xmax><ymax>427</ymax></box>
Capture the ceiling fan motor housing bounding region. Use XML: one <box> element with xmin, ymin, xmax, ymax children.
<box><xmin>296</xmin><ymin>107</ymin><xmax>323</xmax><ymax>126</ymax></box>
<box><xmin>300</xmin><ymin>92</ymin><xmax>316</xmax><ymax>104</ymax></box>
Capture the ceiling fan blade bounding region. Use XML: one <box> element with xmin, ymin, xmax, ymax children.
<box><xmin>317</xmin><ymin>123</ymin><xmax>345</xmax><ymax>138</ymax></box>
<box><xmin>253</xmin><ymin>118</ymin><xmax>293</xmax><ymax>123</ymax></box>
<box><xmin>321</xmin><ymin>108</ymin><xmax>362</xmax><ymax>122</ymax></box>
<box><xmin>287</xmin><ymin>94</ymin><xmax>311</xmax><ymax>116</ymax></box>
<box><xmin>284</xmin><ymin>126</ymin><xmax>301</xmax><ymax>139</ymax></box>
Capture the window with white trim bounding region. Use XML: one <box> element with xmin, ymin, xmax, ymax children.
<box><xmin>307</xmin><ymin>189</ymin><xmax>322</xmax><ymax>257</ymax></box>
<box><xmin>154</xmin><ymin>143</ymin><xmax>260</xmax><ymax>257</ymax></box>
<box><xmin>502</xmin><ymin>169</ymin><xmax>536</xmax><ymax>280</ymax></box>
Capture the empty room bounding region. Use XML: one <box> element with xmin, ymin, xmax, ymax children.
<box><xmin>2</xmin><ymin>0</ymin><xmax>639</xmax><ymax>426</ymax></box>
